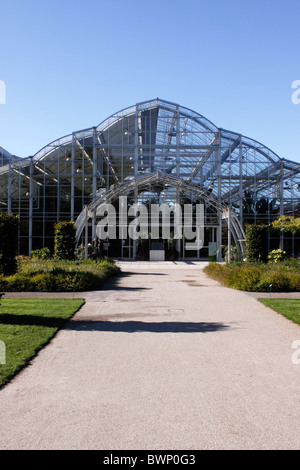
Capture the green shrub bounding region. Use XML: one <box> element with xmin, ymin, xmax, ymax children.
<box><xmin>258</xmin><ymin>271</ymin><xmax>292</xmax><ymax>292</ymax></box>
<box><xmin>272</xmin><ymin>215</ymin><xmax>300</xmax><ymax>234</ymax></box>
<box><xmin>0</xmin><ymin>258</ymin><xmax>120</xmax><ymax>292</ymax></box>
<box><xmin>54</xmin><ymin>222</ymin><xmax>76</xmax><ymax>260</ymax></box>
<box><xmin>203</xmin><ymin>262</ymin><xmax>224</xmax><ymax>281</ymax></box>
<box><xmin>0</xmin><ymin>214</ymin><xmax>19</xmax><ymax>275</ymax></box>
<box><xmin>228</xmin><ymin>265</ymin><xmax>261</xmax><ymax>291</ymax></box>
<box><xmin>245</xmin><ymin>224</ymin><xmax>269</xmax><ymax>262</ymax></box>
<box><xmin>204</xmin><ymin>261</ymin><xmax>300</xmax><ymax>292</ymax></box>
<box><xmin>0</xmin><ymin>273</ymin><xmax>35</xmax><ymax>292</ymax></box>
<box><xmin>289</xmin><ymin>271</ymin><xmax>300</xmax><ymax>291</ymax></box>
<box><xmin>75</xmin><ymin>244</ymin><xmax>95</xmax><ymax>260</ymax></box>
<box><xmin>31</xmin><ymin>247</ymin><xmax>51</xmax><ymax>260</ymax></box>
<box><xmin>224</xmin><ymin>245</ymin><xmax>240</xmax><ymax>263</ymax></box>
<box><xmin>268</xmin><ymin>249</ymin><xmax>287</xmax><ymax>263</ymax></box>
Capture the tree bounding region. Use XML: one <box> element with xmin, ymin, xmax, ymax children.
<box><xmin>0</xmin><ymin>214</ymin><xmax>19</xmax><ymax>275</ymax></box>
<box><xmin>245</xmin><ymin>224</ymin><xmax>269</xmax><ymax>262</ymax></box>
<box><xmin>54</xmin><ymin>221</ymin><xmax>76</xmax><ymax>260</ymax></box>
<box><xmin>272</xmin><ymin>215</ymin><xmax>300</xmax><ymax>234</ymax></box>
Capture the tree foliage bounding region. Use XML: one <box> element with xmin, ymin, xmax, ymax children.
<box><xmin>54</xmin><ymin>221</ymin><xmax>76</xmax><ymax>260</ymax></box>
<box><xmin>272</xmin><ymin>215</ymin><xmax>300</xmax><ymax>234</ymax></box>
<box><xmin>245</xmin><ymin>224</ymin><xmax>269</xmax><ymax>262</ymax></box>
<box><xmin>0</xmin><ymin>213</ymin><xmax>19</xmax><ymax>275</ymax></box>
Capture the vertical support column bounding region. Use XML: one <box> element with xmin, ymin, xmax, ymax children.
<box><xmin>228</xmin><ymin>141</ymin><xmax>232</xmax><ymax>264</ymax></box>
<box><xmin>176</xmin><ymin>108</ymin><xmax>181</xmax><ymax>257</ymax></box>
<box><xmin>227</xmin><ymin>208</ymin><xmax>231</xmax><ymax>263</ymax></box>
<box><xmin>57</xmin><ymin>148</ymin><xmax>60</xmax><ymax>222</ymax></box>
<box><xmin>134</xmin><ymin>107</ymin><xmax>139</xmax><ymax>176</ymax></box>
<box><xmin>133</xmin><ymin>182</ymin><xmax>138</xmax><ymax>260</ymax></box>
<box><xmin>18</xmin><ymin>172</ymin><xmax>21</xmax><ymax>254</ymax></box>
<box><xmin>28</xmin><ymin>158</ymin><xmax>33</xmax><ymax>256</ymax></box>
<box><xmin>291</xmin><ymin>174</ymin><xmax>295</xmax><ymax>257</ymax></box>
<box><xmin>7</xmin><ymin>163</ymin><xmax>12</xmax><ymax>213</ymax></box>
<box><xmin>175</xmin><ymin>186</ymin><xmax>181</xmax><ymax>258</ymax></box>
<box><xmin>92</xmin><ymin>127</ymin><xmax>97</xmax><ymax>240</ymax></box>
<box><xmin>279</xmin><ymin>160</ymin><xmax>284</xmax><ymax>250</ymax></box>
<box><xmin>42</xmin><ymin>161</ymin><xmax>45</xmax><ymax>249</ymax></box>
<box><xmin>92</xmin><ymin>212</ymin><xmax>96</xmax><ymax>242</ymax></box>
<box><xmin>85</xmin><ymin>205</ymin><xmax>88</xmax><ymax>260</ymax></box>
<box><xmin>92</xmin><ymin>127</ymin><xmax>97</xmax><ymax>199</ymax></box>
<box><xmin>71</xmin><ymin>133</ymin><xmax>75</xmax><ymax>222</ymax></box>
<box><xmin>216</xmin><ymin>132</ymin><xmax>222</xmax><ymax>262</ymax></box>
<box><xmin>239</xmin><ymin>137</ymin><xmax>243</xmax><ymax>224</ymax></box>
<box><xmin>176</xmin><ymin>107</ymin><xmax>180</xmax><ymax>176</ymax></box>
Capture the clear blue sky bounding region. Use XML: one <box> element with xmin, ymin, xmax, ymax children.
<box><xmin>1</xmin><ymin>0</ymin><xmax>300</xmax><ymax>163</ymax></box>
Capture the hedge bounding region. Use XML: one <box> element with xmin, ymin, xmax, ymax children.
<box><xmin>245</xmin><ymin>224</ymin><xmax>269</xmax><ymax>262</ymax></box>
<box><xmin>0</xmin><ymin>214</ymin><xmax>19</xmax><ymax>275</ymax></box>
<box><xmin>54</xmin><ymin>221</ymin><xmax>76</xmax><ymax>260</ymax></box>
<box><xmin>204</xmin><ymin>262</ymin><xmax>300</xmax><ymax>292</ymax></box>
<box><xmin>0</xmin><ymin>259</ymin><xmax>120</xmax><ymax>292</ymax></box>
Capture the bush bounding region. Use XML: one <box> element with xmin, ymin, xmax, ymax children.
<box><xmin>0</xmin><ymin>213</ymin><xmax>19</xmax><ymax>275</ymax></box>
<box><xmin>0</xmin><ymin>258</ymin><xmax>120</xmax><ymax>292</ymax></box>
<box><xmin>268</xmin><ymin>249</ymin><xmax>287</xmax><ymax>263</ymax></box>
<box><xmin>54</xmin><ymin>222</ymin><xmax>76</xmax><ymax>260</ymax></box>
<box><xmin>204</xmin><ymin>261</ymin><xmax>300</xmax><ymax>292</ymax></box>
<box><xmin>257</xmin><ymin>271</ymin><xmax>293</xmax><ymax>292</ymax></box>
<box><xmin>245</xmin><ymin>224</ymin><xmax>269</xmax><ymax>262</ymax></box>
<box><xmin>204</xmin><ymin>263</ymin><xmax>261</xmax><ymax>291</ymax></box>
<box><xmin>225</xmin><ymin>245</ymin><xmax>240</xmax><ymax>262</ymax></box>
<box><xmin>228</xmin><ymin>265</ymin><xmax>261</xmax><ymax>291</ymax></box>
<box><xmin>31</xmin><ymin>247</ymin><xmax>51</xmax><ymax>260</ymax></box>
<box><xmin>272</xmin><ymin>215</ymin><xmax>300</xmax><ymax>234</ymax></box>
<box><xmin>75</xmin><ymin>244</ymin><xmax>95</xmax><ymax>260</ymax></box>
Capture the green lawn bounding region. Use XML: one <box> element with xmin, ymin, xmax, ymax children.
<box><xmin>258</xmin><ymin>298</ymin><xmax>300</xmax><ymax>325</ymax></box>
<box><xmin>0</xmin><ymin>298</ymin><xmax>84</xmax><ymax>388</ymax></box>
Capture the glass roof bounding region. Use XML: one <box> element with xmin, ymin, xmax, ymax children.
<box><xmin>0</xmin><ymin>98</ymin><xmax>299</xmax><ymax>205</ymax></box>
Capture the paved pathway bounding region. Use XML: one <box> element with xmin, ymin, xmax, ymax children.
<box><xmin>0</xmin><ymin>261</ymin><xmax>299</xmax><ymax>450</ymax></box>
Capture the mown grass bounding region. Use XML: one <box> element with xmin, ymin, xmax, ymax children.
<box><xmin>0</xmin><ymin>298</ymin><xmax>84</xmax><ymax>388</ymax></box>
<box><xmin>258</xmin><ymin>298</ymin><xmax>300</xmax><ymax>325</ymax></box>
<box><xmin>203</xmin><ymin>261</ymin><xmax>300</xmax><ymax>292</ymax></box>
<box><xmin>0</xmin><ymin>258</ymin><xmax>120</xmax><ymax>292</ymax></box>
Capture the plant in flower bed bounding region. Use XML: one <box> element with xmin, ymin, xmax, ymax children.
<box><xmin>203</xmin><ymin>260</ymin><xmax>300</xmax><ymax>292</ymax></box>
<box><xmin>0</xmin><ymin>258</ymin><xmax>120</xmax><ymax>292</ymax></box>
<box><xmin>31</xmin><ymin>247</ymin><xmax>51</xmax><ymax>260</ymax></box>
<box><xmin>268</xmin><ymin>249</ymin><xmax>287</xmax><ymax>263</ymax></box>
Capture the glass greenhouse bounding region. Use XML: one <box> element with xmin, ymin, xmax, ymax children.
<box><xmin>1</xmin><ymin>98</ymin><xmax>299</xmax><ymax>260</ymax></box>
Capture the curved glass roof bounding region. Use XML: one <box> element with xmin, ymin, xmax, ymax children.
<box><xmin>1</xmin><ymin>98</ymin><xmax>300</xmax><ymax>207</ymax></box>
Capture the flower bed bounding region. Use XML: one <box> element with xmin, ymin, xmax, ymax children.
<box><xmin>0</xmin><ymin>258</ymin><xmax>120</xmax><ymax>292</ymax></box>
<box><xmin>203</xmin><ymin>261</ymin><xmax>300</xmax><ymax>292</ymax></box>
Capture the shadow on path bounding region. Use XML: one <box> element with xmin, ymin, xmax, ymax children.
<box><xmin>65</xmin><ymin>320</ymin><xmax>230</xmax><ymax>333</ymax></box>
<box><xmin>101</xmin><ymin>271</ymin><xmax>156</xmax><ymax>291</ymax></box>
<box><xmin>0</xmin><ymin>314</ymin><xmax>230</xmax><ymax>334</ymax></box>
<box><xmin>0</xmin><ymin>314</ymin><xmax>67</xmax><ymax>328</ymax></box>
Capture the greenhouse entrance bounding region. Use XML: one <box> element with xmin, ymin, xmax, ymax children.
<box><xmin>75</xmin><ymin>172</ymin><xmax>246</xmax><ymax>262</ymax></box>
